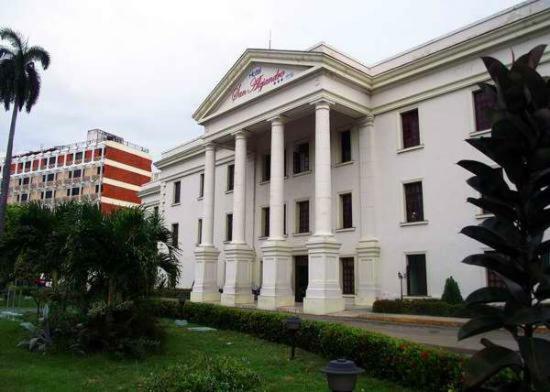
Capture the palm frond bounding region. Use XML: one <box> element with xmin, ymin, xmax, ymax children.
<box><xmin>24</xmin><ymin>46</ymin><xmax>50</xmax><ymax>69</ymax></box>
<box><xmin>24</xmin><ymin>62</ymin><xmax>40</xmax><ymax>112</ymax></box>
<box><xmin>0</xmin><ymin>45</ymin><xmax>14</xmax><ymax>59</ymax></box>
<box><xmin>0</xmin><ymin>28</ymin><xmax>23</xmax><ymax>51</ymax></box>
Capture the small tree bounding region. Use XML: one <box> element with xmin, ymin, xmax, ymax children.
<box><xmin>458</xmin><ymin>45</ymin><xmax>550</xmax><ymax>391</ymax></box>
<box><xmin>441</xmin><ymin>276</ymin><xmax>463</xmax><ymax>305</ymax></box>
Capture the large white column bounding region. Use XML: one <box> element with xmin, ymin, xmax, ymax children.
<box><xmin>356</xmin><ymin>114</ymin><xmax>381</xmax><ymax>306</ymax></box>
<box><xmin>222</xmin><ymin>131</ymin><xmax>254</xmax><ymax>306</ymax></box>
<box><xmin>304</xmin><ymin>99</ymin><xmax>345</xmax><ymax>315</ymax></box>
<box><xmin>258</xmin><ymin>116</ymin><xmax>294</xmax><ymax>309</ymax></box>
<box><xmin>191</xmin><ymin>143</ymin><xmax>221</xmax><ymax>303</ymax></box>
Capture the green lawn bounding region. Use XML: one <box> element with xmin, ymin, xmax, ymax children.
<box><xmin>0</xmin><ymin>318</ymin><xmax>414</xmax><ymax>392</ymax></box>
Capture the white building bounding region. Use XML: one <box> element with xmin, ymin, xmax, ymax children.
<box><xmin>140</xmin><ymin>0</ymin><xmax>550</xmax><ymax>314</ymax></box>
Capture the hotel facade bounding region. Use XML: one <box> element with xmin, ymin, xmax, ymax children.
<box><xmin>1</xmin><ymin>129</ymin><xmax>152</xmax><ymax>213</ymax></box>
<box><xmin>140</xmin><ymin>1</ymin><xmax>550</xmax><ymax>314</ymax></box>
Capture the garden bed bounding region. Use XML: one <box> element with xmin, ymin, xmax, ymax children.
<box><xmin>0</xmin><ymin>318</ymin><xmax>411</xmax><ymax>392</ymax></box>
<box><xmin>372</xmin><ymin>298</ymin><xmax>476</xmax><ymax>318</ymax></box>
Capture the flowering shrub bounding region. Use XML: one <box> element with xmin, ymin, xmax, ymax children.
<box><xmin>153</xmin><ymin>300</ymin><xmax>464</xmax><ymax>392</ymax></box>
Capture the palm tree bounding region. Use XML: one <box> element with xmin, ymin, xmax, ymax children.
<box><xmin>0</xmin><ymin>28</ymin><xmax>50</xmax><ymax>236</ymax></box>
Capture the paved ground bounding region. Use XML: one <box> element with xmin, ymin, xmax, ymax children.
<box><xmin>241</xmin><ymin>304</ymin><xmax>549</xmax><ymax>354</ymax></box>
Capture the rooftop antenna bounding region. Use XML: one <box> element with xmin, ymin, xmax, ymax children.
<box><xmin>268</xmin><ymin>29</ymin><xmax>272</xmax><ymax>49</ymax></box>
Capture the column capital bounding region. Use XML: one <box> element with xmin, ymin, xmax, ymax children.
<box><xmin>310</xmin><ymin>98</ymin><xmax>335</xmax><ymax>111</ymax></box>
<box><xmin>266</xmin><ymin>114</ymin><xmax>288</xmax><ymax>125</ymax></box>
<box><xmin>203</xmin><ymin>142</ymin><xmax>216</xmax><ymax>152</ymax></box>
<box><xmin>357</xmin><ymin>113</ymin><xmax>375</xmax><ymax>128</ymax></box>
<box><xmin>231</xmin><ymin>129</ymin><xmax>251</xmax><ymax>139</ymax></box>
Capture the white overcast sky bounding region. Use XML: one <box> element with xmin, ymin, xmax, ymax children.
<box><xmin>0</xmin><ymin>0</ymin><xmax>521</xmax><ymax>160</ymax></box>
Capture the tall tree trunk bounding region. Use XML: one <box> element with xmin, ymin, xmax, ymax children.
<box><xmin>0</xmin><ymin>103</ymin><xmax>19</xmax><ymax>237</ymax></box>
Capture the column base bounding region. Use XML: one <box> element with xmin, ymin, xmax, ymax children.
<box><xmin>303</xmin><ymin>235</ymin><xmax>345</xmax><ymax>315</ymax></box>
<box><xmin>355</xmin><ymin>238</ymin><xmax>380</xmax><ymax>307</ymax></box>
<box><xmin>257</xmin><ymin>239</ymin><xmax>294</xmax><ymax>310</ymax></box>
<box><xmin>221</xmin><ymin>243</ymin><xmax>255</xmax><ymax>306</ymax></box>
<box><xmin>190</xmin><ymin>245</ymin><xmax>221</xmax><ymax>303</ymax></box>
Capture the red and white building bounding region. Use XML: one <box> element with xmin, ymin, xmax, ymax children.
<box><xmin>1</xmin><ymin>129</ymin><xmax>152</xmax><ymax>213</ymax></box>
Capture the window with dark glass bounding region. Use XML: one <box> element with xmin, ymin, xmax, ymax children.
<box><xmin>21</xmin><ymin>193</ymin><xmax>28</xmax><ymax>202</ymax></box>
<box><xmin>340</xmin><ymin>193</ymin><xmax>353</xmax><ymax>229</ymax></box>
<box><xmin>66</xmin><ymin>189</ymin><xmax>70</xmax><ymax>197</ymax></box>
<box><xmin>24</xmin><ymin>161</ymin><xmax>31</xmax><ymax>171</ymax></box>
<box><xmin>153</xmin><ymin>206</ymin><xmax>159</xmax><ymax>216</ymax></box>
<box><xmin>97</xmin><ymin>166</ymin><xmax>103</xmax><ymax>175</ymax></box>
<box><xmin>171</xmin><ymin>223</ymin><xmax>179</xmax><ymax>247</ymax></box>
<box><xmin>262</xmin><ymin>154</ymin><xmax>271</xmax><ymax>182</ymax></box>
<box><xmin>293</xmin><ymin>143</ymin><xmax>310</xmax><ymax>174</ymax></box>
<box><xmin>226</xmin><ymin>213</ymin><xmax>233</xmax><ymax>242</ymax></box>
<box><xmin>199</xmin><ymin>173</ymin><xmax>204</xmax><ymax>198</ymax></box>
<box><xmin>44</xmin><ymin>173</ymin><xmax>55</xmax><ymax>182</ymax></box>
<box><xmin>404</xmin><ymin>181</ymin><xmax>424</xmax><ymax>222</ymax></box>
<box><xmin>197</xmin><ymin>219</ymin><xmax>203</xmax><ymax>245</ymax></box>
<box><xmin>75</xmin><ymin>152</ymin><xmax>83</xmax><ymax>161</ymax></box>
<box><xmin>71</xmin><ymin>187</ymin><xmax>80</xmax><ymax>196</ymax></box>
<box><xmin>262</xmin><ymin>207</ymin><xmax>270</xmax><ymax>237</ymax></box>
<box><xmin>73</xmin><ymin>169</ymin><xmax>82</xmax><ymax>178</ymax></box>
<box><xmin>341</xmin><ymin>257</ymin><xmax>355</xmax><ymax>295</ymax></box>
<box><xmin>22</xmin><ymin>177</ymin><xmax>30</xmax><ymax>185</ymax></box>
<box><xmin>401</xmin><ymin>109</ymin><xmax>420</xmax><ymax>149</ymax></box>
<box><xmin>297</xmin><ymin>200</ymin><xmax>310</xmax><ymax>233</ymax></box>
<box><xmin>95</xmin><ymin>185</ymin><xmax>100</xmax><ymax>194</ymax></box>
<box><xmin>227</xmin><ymin>164</ymin><xmax>235</xmax><ymax>191</ymax></box>
<box><xmin>45</xmin><ymin>190</ymin><xmax>53</xmax><ymax>199</ymax></box>
<box><xmin>48</xmin><ymin>157</ymin><xmax>56</xmax><ymax>165</ymax></box>
<box><xmin>173</xmin><ymin>181</ymin><xmax>181</xmax><ymax>204</ymax></box>
<box><xmin>406</xmin><ymin>254</ymin><xmax>427</xmax><ymax>296</ymax></box>
<box><xmin>473</xmin><ymin>89</ymin><xmax>497</xmax><ymax>132</ymax></box>
<box><xmin>340</xmin><ymin>130</ymin><xmax>352</xmax><ymax>163</ymax></box>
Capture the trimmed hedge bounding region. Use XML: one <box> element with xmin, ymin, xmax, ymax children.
<box><xmin>372</xmin><ymin>299</ymin><xmax>476</xmax><ymax>318</ymax></box>
<box><xmin>153</xmin><ymin>300</ymin><xmax>464</xmax><ymax>392</ymax></box>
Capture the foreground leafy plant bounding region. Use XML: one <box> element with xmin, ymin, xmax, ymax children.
<box><xmin>143</xmin><ymin>355</ymin><xmax>261</xmax><ymax>392</ymax></box>
<box><xmin>458</xmin><ymin>45</ymin><xmax>550</xmax><ymax>391</ymax></box>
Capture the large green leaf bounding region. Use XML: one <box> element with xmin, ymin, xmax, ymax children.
<box><xmin>462</xmin><ymin>253</ymin><xmax>526</xmax><ymax>282</ymax></box>
<box><xmin>466</xmin><ymin>197</ymin><xmax>516</xmax><ymax>223</ymax></box>
<box><xmin>466</xmin><ymin>138</ymin><xmax>524</xmax><ymax>184</ymax></box>
<box><xmin>513</xmin><ymin>44</ymin><xmax>547</xmax><ymax>70</ymax></box>
<box><xmin>535</xmin><ymin>275</ymin><xmax>550</xmax><ymax>301</ymax></box>
<box><xmin>518</xmin><ymin>337</ymin><xmax>550</xmax><ymax>391</ymax></box>
<box><xmin>508</xmin><ymin>306</ymin><xmax>550</xmax><ymax>326</ymax></box>
<box><xmin>458</xmin><ymin>315</ymin><xmax>504</xmax><ymax>340</ymax></box>
<box><xmin>461</xmin><ymin>218</ymin><xmax>521</xmax><ymax>256</ymax></box>
<box><xmin>466</xmin><ymin>287</ymin><xmax>511</xmax><ymax>305</ymax></box>
<box><xmin>463</xmin><ymin>343</ymin><xmax>523</xmax><ymax>389</ymax></box>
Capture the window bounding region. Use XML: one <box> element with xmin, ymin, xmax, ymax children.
<box><xmin>43</xmin><ymin>173</ymin><xmax>54</xmax><ymax>182</ymax></box>
<box><xmin>401</xmin><ymin>109</ymin><xmax>420</xmax><ymax>149</ymax></box>
<box><xmin>97</xmin><ymin>166</ymin><xmax>103</xmax><ymax>175</ymax></box>
<box><xmin>95</xmin><ymin>184</ymin><xmax>100</xmax><ymax>194</ymax></box>
<box><xmin>153</xmin><ymin>206</ymin><xmax>159</xmax><ymax>216</ymax></box>
<box><xmin>406</xmin><ymin>254</ymin><xmax>427</xmax><ymax>296</ymax></box>
<box><xmin>340</xmin><ymin>130</ymin><xmax>352</xmax><ymax>163</ymax></box>
<box><xmin>197</xmin><ymin>219</ymin><xmax>203</xmax><ymax>245</ymax></box>
<box><xmin>226</xmin><ymin>213</ymin><xmax>233</xmax><ymax>242</ymax></box>
<box><xmin>48</xmin><ymin>157</ymin><xmax>56</xmax><ymax>166</ymax></box>
<box><xmin>75</xmin><ymin>152</ymin><xmax>83</xmax><ymax>161</ymax></box>
<box><xmin>20</xmin><ymin>193</ymin><xmax>28</xmax><ymax>202</ymax></box>
<box><xmin>70</xmin><ymin>169</ymin><xmax>82</xmax><ymax>179</ymax></box>
<box><xmin>44</xmin><ymin>190</ymin><xmax>53</xmax><ymax>199</ymax></box>
<box><xmin>24</xmin><ymin>161</ymin><xmax>31</xmax><ymax>171</ymax></box>
<box><xmin>262</xmin><ymin>154</ymin><xmax>271</xmax><ymax>182</ymax></box>
<box><xmin>71</xmin><ymin>187</ymin><xmax>80</xmax><ymax>196</ymax></box>
<box><xmin>340</xmin><ymin>193</ymin><xmax>353</xmax><ymax>229</ymax></box>
<box><xmin>262</xmin><ymin>207</ymin><xmax>270</xmax><ymax>237</ymax></box>
<box><xmin>22</xmin><ymin>177</ymin><xmax>30</xmax><ymax>185</ymax></box>
<box><xmin>171</xmin><ymin>223</ymin><xmax>179</xmax><ymax>247</ymax></box>
<box><xmin>227</xmin><ymin>164</ymin><xmax>235</xmax><ymax>191</ymax></box>
<box><xmin>293</xmin><ymin>143</ymin><xmax>310</xmax><ymax>174</ymax></box>
<box><xmin>296</xmin><ymin>200</ymin><xmax>310</xmax><ymax>233</ymax></box>
<box><xmin>473</xmin><ymin>89</ymin><xmax>497</xmax><ymax>132</ymax></box>
<box><xmin>199</xmin><ymin>173</ymin><xmax>204</xmax><ymax>198</ymax></box>
<box><xmin>173</xmin><ymin>181</ymin><xmax>181</xmax><ymax>204</ymax></box>
<box><xmin>404</xmin><ymin>181</ymin><xmax>424</xmax><ymax>222</ymax></box>
<box><xmin>341</xmin><ymin>257</ymin><xmax>355</xmax><ymax>295</ymax></box>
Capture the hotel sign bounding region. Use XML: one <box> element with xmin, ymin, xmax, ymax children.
<box><xmin>230</xmin><ymin>65</ymin><xmax>294</xmax><ymax>102</ymax></box>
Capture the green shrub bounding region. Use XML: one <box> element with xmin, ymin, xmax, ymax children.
<box><xmin>152</xmin><ymin>300</ymin><xmax>464</xmax><ymax>392</ymax></box>
<box><xmin>441</xmin><ymin>277</ymin><xmax>463</xmax><ymax>305</ymax></box>
<box><xmin>143</xmin><ymin>355</ymin><xmax>261</xmax><ymax>392</ymax></box>
<box><xmin>372</xmin><ymin>298</ymin><xmax>476</xmax><ymax>318</ymax></box>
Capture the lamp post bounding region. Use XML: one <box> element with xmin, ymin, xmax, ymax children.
<box><xmin>398</xmin><ymin>272</ymin><xmax>407</xmax><ymax>300</ymax></box>
<box><xmin>285</xmin><ymin>316</ymin><xmax>301</xmax><ymax>360</ymax></box>
<box><xmin>322</xmin><ymin>359</ymin><xmax>364</xmax><ymax>392</ymax></box>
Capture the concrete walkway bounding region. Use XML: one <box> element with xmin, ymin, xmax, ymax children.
<box><xmin>241</xmin><ymin>304</ymin><xmax>549</xmax><ymax>354</ymax></box>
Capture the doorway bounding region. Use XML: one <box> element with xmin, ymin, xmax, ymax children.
<box><xmin>294</xmin><ymin>255</ymin><xmax>308</xmax><ymax>303</ymax></box>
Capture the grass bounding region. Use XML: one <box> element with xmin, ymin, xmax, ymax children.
<box><xmin>0</xmin><ymin>318</ymin><xmax>414</xmax><ymax>392</ymax></box>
